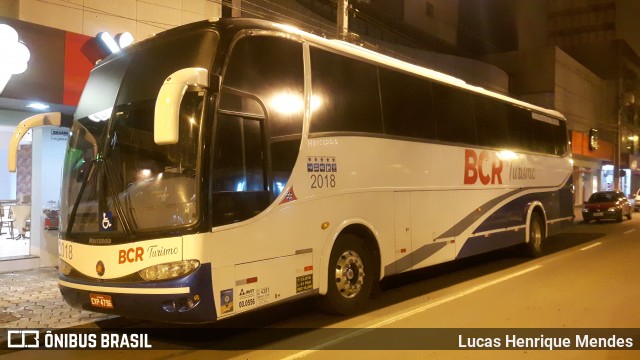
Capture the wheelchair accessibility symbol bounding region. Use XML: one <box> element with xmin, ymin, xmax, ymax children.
<box><xmin>101</xmin><ymin>211</ymin><xmax>114</xmax><ymax>231</ymax></box>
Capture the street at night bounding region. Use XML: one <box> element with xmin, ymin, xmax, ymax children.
<box><xmin>4</xmin><ymin>217</ymin><xmax>638</xmax><ymax>359</ymax></box>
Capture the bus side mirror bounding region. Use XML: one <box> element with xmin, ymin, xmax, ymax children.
<box><xmin>154</xmin><ymin>67</ymin><xmax>208</xmax><ymax>145</ymax></box>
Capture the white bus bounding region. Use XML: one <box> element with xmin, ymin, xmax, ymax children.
<box><xmin>9</xmin><ymin>18</ymin><xmax>573</xmax><ymax>322</ymax></box>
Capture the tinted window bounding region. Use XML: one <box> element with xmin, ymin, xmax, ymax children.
<box><xmin>475</xmin><ymin>96</ymin><xmax>509</xmax><ymax>148</ymax></box>
<box><xmin>432</xmin><ymin>83</ymin><xmax>477</xmax><ymax>145</ymax></box>
<box><xmin>219</xmin><ymin>91</ymin><xmax>265</xmax><ymax>118</ymax></box>
<box><xmin>211</xmin><ymin>115</ymin><xmax>270</xmax><ymax>226</ymax></box>
<box><xmin>271</xmin><ymin>139</ymin><xmax>300</xmax><ymax>196</ymax></box>
<box><xmin>310</xmin><ymin>47</ymin><xmax>383</xmax><ymax>133</ymax></box>
<box><xmin>553</xmin><ymin>120</ymin><xmax>568</xmax><ymax>155</ymax></box>
<box><xmin>379</xmin><ymin>68</ymin><xmax>437</xmax><ymax>139</ymax></box>
<box><xmin>212</xmin><ymin>115</ymin><xmax>265</xmax><ymax>192</ymax></box>
<box><xmin>507</xmin><ymin>106</ymin><xmax>533</xmax><ymax>152</ymax></box>
<box><xmin>531</xmin><ymin>115</ymin><xmax>558</xmax><ymax>155</ymax></box>
<box><xmin>223</xmin><ymin>36</ymin><xmax>304</xmax><ymax>137</ymax></box>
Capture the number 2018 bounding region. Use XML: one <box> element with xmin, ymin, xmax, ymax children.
<box><xmin>311</xmin><ymin>174</ymin><xmax>336</xmax><ymax>188</ymax></box>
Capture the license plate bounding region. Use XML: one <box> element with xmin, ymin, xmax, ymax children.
<box><xmin>89</xmin><ymin>293</ymin><xmax>114</xmax><ymax>309</ymax></box>
<box><xmin>593</xmin><ymin>212</ymin><xmax>604</xmax><ymax>217</ymax></box>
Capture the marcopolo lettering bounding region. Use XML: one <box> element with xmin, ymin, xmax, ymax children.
<box><xmin>463</xmin><ymin>149</ymin><xmax>503</xmax><ymax>185</ymax></box>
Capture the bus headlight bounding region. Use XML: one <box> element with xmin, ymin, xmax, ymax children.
<box><xmin>138</xmin><ymin>260</ymin><xmax>200</xmax><ymax>281</ymax></box>
<box><xmin>59</xmin><ymin>259</ymin><xmax>73</xmax><ymax>276</ymax></box>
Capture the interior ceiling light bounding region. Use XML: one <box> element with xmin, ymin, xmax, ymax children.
<box><xmin>26</xmin><ymin>102</ymin><xmax>50</xmax><ymax>110</ymax></box>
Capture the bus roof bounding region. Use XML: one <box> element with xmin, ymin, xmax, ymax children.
<box><xmin>152</xmin><ymin>17</ymin><xmax>567</xmax><ymax>121</ymax></box>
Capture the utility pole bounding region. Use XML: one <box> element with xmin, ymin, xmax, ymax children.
<box><xmin>337</xmin><ymin>0</ymin><xmax>349</xmax><ymax>39</ymax></box>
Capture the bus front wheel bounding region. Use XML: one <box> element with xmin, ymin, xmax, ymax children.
<box><xmin>319</xmin><ymin>234</ymin><xmax>374</xmax><ymax>315</ymax></box>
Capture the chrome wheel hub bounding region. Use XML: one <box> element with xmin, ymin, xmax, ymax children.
<box><xmin>334</xmin><ymin>250</ymin><xmax>365</xmax><ymax>299</ymax></box>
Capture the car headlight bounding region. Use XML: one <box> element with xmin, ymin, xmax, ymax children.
<box><xmin>607</xmin><ymin>207</ymin><xmax>617</xmax><ymax>212</ymax></box>
<box><xmin>582</xmin><ymin>208</ymin><xmax>589</xmax><ymax>213</ymax></box>
<box><xmin>138</xmin><ymin>260</ymin><xmax>200</xmax><ymax>281</ymax></box>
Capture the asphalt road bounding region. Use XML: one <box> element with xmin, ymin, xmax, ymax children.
<box><xmin>5</xmin><ymin>217</ymin><xmax>640</xmax><ymax>359</ymax></box>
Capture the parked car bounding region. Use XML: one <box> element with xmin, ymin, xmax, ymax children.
<box><xmin>634</xmin><ymin>188</ymin><xmax>640</xmax><ymax>212</ymax></box>
<box><xmin>582</xmin><ymin>191</ymin><xmax>632</xmax><ymax>223</ymax></box>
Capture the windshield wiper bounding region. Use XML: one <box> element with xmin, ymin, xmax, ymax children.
<box><xmin>103</xmin><ymin>158</ymin><xmax>136</xmax><ymax>233</ymax></box>
<box><xmin>66</xmin><ymin>159</ymin><xmax>97</xmax><ymax>236</ymax></box>
<box><xmin>66</xmin><ymin>157</ymin><xmax>136</xmax><ymax>235</ymax></box>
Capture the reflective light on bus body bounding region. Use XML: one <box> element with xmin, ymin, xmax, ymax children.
<box><xmin>271</xmin><ymin>92</ymin><xmax>322</xmax><ymax>114</ymax></box>
<box><xmin>496</xmin><ymin>150</ymin><xmax>518</xmax><ymax>160</ymax></box>
<box><xmin>310</xmin><ymin>95</ymin><xmax>322</xmax><ymax>112</ymax></box>
<box><xmin>88</xmin><ymin>107</ymin><xmax>113</xmax><ymax>122</ymax></box>
<box><xmin>236</xmin><ymin>181</ymin><xmax>246</xmax><ymax>192</ymax></box>
<box><xmin>276</xmin><ymin>181</ymin><xmax>284</xmax><ymax>193</ymax></box>
<box><xmin>271</xmin><ymin>92</ymin><xmax>303</xmax><ymax>115</ymax></box>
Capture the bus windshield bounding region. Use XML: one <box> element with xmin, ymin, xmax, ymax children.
<box><xmin>60</xmin><ymin>29</ymin><xmax>217</xmax><ymax>238</ymax></box>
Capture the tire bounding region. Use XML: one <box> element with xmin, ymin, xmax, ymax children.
<box><xmin>616</xmin><ymin>210</ymin><xmax>623</xmax><ymax>222</ymax></box>
<box><xmin>524</xmin><ymin>212</ymin><xmax>545</xmax><ymax>257</ymax></box>
<box><xmin>627</xmin><ymin>209</ymin><xmax>632</xmax><ymax>220</ymax></box>
<box><xmin>319</xmin><ymin>233</ymin><xmax>374</xmax><ymax>315</ymax></box>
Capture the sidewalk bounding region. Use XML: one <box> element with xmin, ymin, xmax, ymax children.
<box><xmin>0</xmin><ymin>266</ymin><xmax>116</xmax><ymax>344</ymax></box>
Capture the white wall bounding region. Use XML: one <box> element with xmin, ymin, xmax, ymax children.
<box><xmin>30</xmin><ymin>126</ymin><xmax>68</xmax><ymax>266</ymax></box>
<box><xmin>18</xmin><ymin>0</ymin><xmax>222</xmax><ymax>40</ymax></box>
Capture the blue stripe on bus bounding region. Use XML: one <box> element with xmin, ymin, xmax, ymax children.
<box><xmin>456</xmin><ymin>229</ymin><xmax>526</xmax><ymax>259</ymax></box>
<box><xmin>386</xmin><ymin>174</ymin><xmax>574</xmax><ymax>271</ymax></box>
<box><xmin>59</xmin><ymin>263</ymin><xmax>217</xmax><ymax>323</ymax></box>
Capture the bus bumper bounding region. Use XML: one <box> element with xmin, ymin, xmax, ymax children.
<box><xmin>58</xmin><ymin>263</ymin><xmax>217</xmax><ymax>323</ymax></box>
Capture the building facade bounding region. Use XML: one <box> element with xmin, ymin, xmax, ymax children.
<box><xmin>0</xmin><ymin>0</ymin><xmax>222</xmax><ymax>271</ymax></box>
<box><xmin>464</xmin><ymin>0</ymin><xmax>640</xmax><ymax>202</ymax></box>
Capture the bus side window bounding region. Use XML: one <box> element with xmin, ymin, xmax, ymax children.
<box><xmin>553</xmin><ymin>120</ymin><xmax>568</xmax><ymax>156</ymax></box>
<box><xmin>211</xmin><ymin>115</ymin><xmax>269</xmax><ymax>226</ymax></box>
<box><xmin>379</xmin><ymin>68</ymin><xmax>437</xmax><ymax>140</ymax></box>
<box><xmin>309</xmin><ymin>47</ymin><xmax>383</xmax><ymax>134</ymax></box>
<box><xmin>531</xmin><ymin>117</ymin><xmax>557</xmax><ymax>155</ymax></box>
<box><xmin>475</xmin><ymin>96</ymin><xmax>509</xmax><ymax>149</ymax></box>
<box><xmin>507</xmin><ymin>106</ymin><xmax>533</xmax><ymax>152</ymax></box>
<box><xmin>432</xmin><ymin>82</ymin><xmax>477</xmax><ymax>145</ymax></box>
<box><xmin>211</xmin><ymin>35</ymin><xmax>304</xmax><ymax>226</ymax></box>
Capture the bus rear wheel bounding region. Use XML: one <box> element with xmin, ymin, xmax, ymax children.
<box><xmin>319</xmin><ymin>234</ymin><xmax>374</xmax><ymax>315</ymax></box>
<box><xmin>524</xmin><ymin>212</ymin><xmax>545</xmax><ymax>257</ymax></box>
